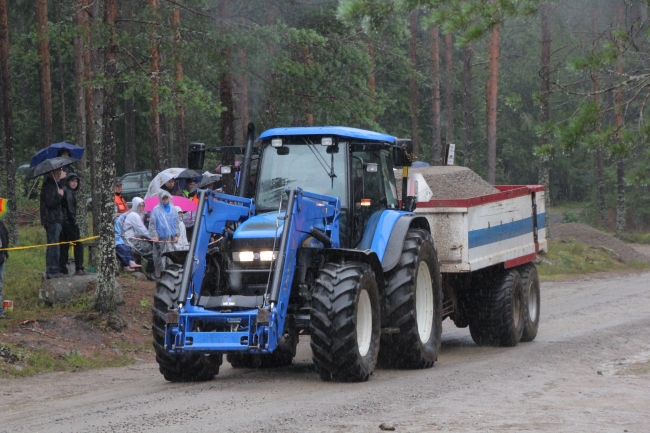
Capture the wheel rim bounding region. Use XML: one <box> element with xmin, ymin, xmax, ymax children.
<box><xmin>528</xmin><ymin>281</ymin><xmax>538</xmax><ymax>321</ymax></box>
<box><xmin>415</xmin><ymin>261</ymin><xmax>434</xmax><ymax>343</ymax></box>
<box><xmin>357</xmin><ymin>289</ymin><xmax>373</xmax><ymax>357</ymax></box>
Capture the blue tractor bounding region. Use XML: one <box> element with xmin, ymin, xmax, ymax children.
<box><xmin>153</xmin><ymin>125</ymin><xmax>442</xmax><ymax>382</ymax></box>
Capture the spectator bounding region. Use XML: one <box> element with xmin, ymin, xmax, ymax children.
<box><xmin>0</xmin><ymin>209</ymin><xmax>9</xmax><ymax>318</ymax></box>
<box><xmin>59</xmin><ymin>173</ymin><xmax>87</xmax><ymax>276</ymax></box>
<box><xmin>148</xmin><ymin>190</ymin><xmax>179</xmax><ymax>278</ymax></box>
<box><xmin>181</xmin><ymin>179</ymin><xmax>197</xmax><ymax>239</ymax></box>
<box><xmin>174</xmin><ymin>206</ymin><xmax>190</xmax><ymax>251</ymax></box>
<box><xmin>40</xmin><ymin>167</ymin><xmax>65</xmax><ymax>279</ymax></box>
<box><xmin>160</xmin><ymin>178</ymin><xmax>181</xmax><ymax>196</ymax></box>
<box><xmin>114</xmin><ymin>178</ymin><xmax>128</xmax><ymax>214</ymax></box>
<box><xmin>121</xmin><ymin>197</ymin><xmax>153</xmax><ymax>257</ymax></box>
<box><xmin>57</xmin><ymin>148</ymin><xmax>74</xmax><ymax>175</ymax></box>
<box><xmin>115</xmin><ymin>214</ymin><xmax>140</xmax><ymax>273</ymax></box>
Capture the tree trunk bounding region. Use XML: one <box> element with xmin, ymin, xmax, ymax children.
<box><xmin>263</xmin><ymin>5</ymin><xmax>277</xmax><ymax>128</ymax></box>
<box><xmin>614</xmin><ymin>3</ymin><xmax>625</xmax><ymax>237</ymax></box>
<box><xmin>486</xmin><ymin>22</ymin><xmax>500</xmax><ymax>184</ymax></box>
<box><xmin>430</xmin><ymin>26</ymin><xmax>441</xmax><ymax>165</ymax></box>
<box><xmin>236</xmin><ymin>48</ymin><xmax>249</xmax><ymax>147</ymax></box>
<box><xmin>444</xmin><ymin>33</ymin><xmax>454</xmax><ymax>147</ymax></box>
<box><xmin>89</xmin><ymin>0</ymin><xmax>103</xmax><ymax>237</ymax></box>
<box><xmin>539</xmin><ymin>2</ymin><xmax>551</xmax><ymax>218</ymax></box>
<box><xmin>55</xmin><ymin>1</ymin><xmax>66</xmax><ymax>140</ymax></box>
<box><xmin>409</xmin><ymin>10</ymin><xmax>419</xmax><ymax>157</ymax></box>
<box><xmin>95</xmin><ymin>0</ymin><xmax>118</xmax><ymax>314</ymax></box>
<box><xmin>73</xmin><ymin>0</ymin><xmax>89</xmax><ymax>238</ymax></box>
<box><xmin>219</xmin><ymin>0</ymin><xmax>236</xmax><ymax>194</ymax></box>
<box><xmin>462</xmin><ymin>44</ymin><xmax>473</xmax><ymax>169</ymax></box>
<box><xmin>124</xmin><ymin>93</ymin><xmax>136</xmax><ymax>172</ymax></box>
<box><xmin>172</xmin><ymin>3</ymin><xmax>187</xmax><ymax>168</ymax></box>
<box><xmin>148</xmin><ymin>0</ymin><xmax>162</xmax><ymax>176</ymax></box>
<box><xmin>0</xmin><ymin>0</ymin><xmax>18</xmax><ymax>244</ymax></box>
<box><xmin>368</xmin><ymin>38</ymin><xmax>376</xmax><ymax>122</ymax></box>
<box><xmin>36</xmin><ymin>0</ymin><xmax>53</xmax><ymax>147</ymax></box>
<box><xmin>592</xmin><ymin>9</ymin><xmax>606</xmax><ymax>228</ymax></box>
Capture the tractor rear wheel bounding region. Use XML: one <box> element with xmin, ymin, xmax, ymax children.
<box><xmin>518</xmin><ymin>263</ymin><xmax>540</xmax><ymax>342</ymax></box>
<box><xmin>380</xmin><ymin>229</ymin><xmax>442</xmax><ymax>369</ymax></box>
<box><xmin>469</xmin><ymin>268</ymin><xmax>525</xmax><ymax>347</ymax></box>
<box><xmin>310</xmin><ymin>262</ymin><xmax>380</xmax><ymax>382</ymax></box>
<box><xmin>152</xmin><ymin>263</ymin><xmax>222</xmax><ymax>381</ymax></box>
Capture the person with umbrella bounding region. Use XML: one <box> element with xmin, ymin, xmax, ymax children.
<box><xmin>59</xmin><ymin>173</ymin><xmax>87</xmax><ymax>276</ymax></box>
<box><xmin>0</xmin><ymin>198</ymin><xmax>10</xmax><ymax>318</ymax></box>
<box><xmin>40</xmin><ymin>165</ymin><xmax>66</xmax><ymax>279</ymax></box>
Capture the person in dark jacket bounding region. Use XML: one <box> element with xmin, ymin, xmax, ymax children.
<box><xmin>59</xmin><ymin>173</ymin><xmax>87</xmax><ymax>276</ymax></box>
<box><xmin>0</xmin><ymin>212</ymin><xmax>9</xmax><ymax>318</ymax></box>
<box><xmin>40</xmin><ymin>167</ymin><xmax>65</xmax><ymax>279</ymax></box>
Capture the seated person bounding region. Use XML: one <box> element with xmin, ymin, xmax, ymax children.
<box><xmin>115</xmin><ymin>214</ymin><xmax>141</xmax><ymax>273</ymax></box>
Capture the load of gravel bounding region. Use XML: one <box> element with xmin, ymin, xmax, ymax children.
<box><xmin>395</xmin><ymin>166</ymin><xmax>499</xmax><ymax>199</ymax></box>
<box><xmin>550</xmin><ymin>223</ymin><xmax>650</xmax><ymax>263</ymax></box>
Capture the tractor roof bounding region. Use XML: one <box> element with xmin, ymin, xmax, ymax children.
<box><xmin>259</xmin><ymin>126</ymin><xmax>397</xmax><ymax>144</ymax></box>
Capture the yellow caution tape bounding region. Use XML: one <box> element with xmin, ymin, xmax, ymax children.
<box><xmin>0</xmin><ymin>235</ymin><xmax>99</xmax><ymax>252</ymax></box>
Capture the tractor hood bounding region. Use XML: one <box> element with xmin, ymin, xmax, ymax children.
<box><xmin>233</xmin><ymin>211</ymin><xmax>284</xmax><ymax>240</ymax></box>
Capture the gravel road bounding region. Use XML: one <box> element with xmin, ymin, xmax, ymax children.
<box><xmin>2</xmin><ymin>271</ymin><xmax>650</xmax><ymax>433</ymax></box>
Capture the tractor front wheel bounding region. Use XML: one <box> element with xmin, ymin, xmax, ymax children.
<box><xmin>310</xmin><ymin>262</ymin><xmax>380</xmax><ymax>382</ymax></box>
<box><xmin>152</xmin><ymin>264</ymin><xmax>222</xmax><ymax>382</ymax></box>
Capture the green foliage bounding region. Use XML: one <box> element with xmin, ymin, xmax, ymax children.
<box><xmin>562</xmin><ymin>210</ymin><xmax>581</xmax><ymax>223</ymax></box>
<box><xmin>537</xmin><ymin>240</ymin><xmax>650</xmax><ymax>280</ymax></box>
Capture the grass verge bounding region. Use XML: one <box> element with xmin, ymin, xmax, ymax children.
<box><xmin>537</xmin><ymin>239</ymin><xmax>650</xmax><ymax>280</ymax></box>
<box><xmin>0</xmin><ymin>342</ymin><xmax>134</xmax><ymax>378</ymax></box>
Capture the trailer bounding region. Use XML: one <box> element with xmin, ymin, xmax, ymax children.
<box><xmin>407</xmin><ymin>180</ymin><xmax>546</xmax><ymax>345</ymax></box>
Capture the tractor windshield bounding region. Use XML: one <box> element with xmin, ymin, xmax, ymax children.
<box><xmin>256</xmin><ymin>143</ymin><xmax>347</xmax><ymax>210</ymax></box>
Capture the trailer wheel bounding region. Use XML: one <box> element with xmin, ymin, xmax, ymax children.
<box><xmin>518</xmin><ymin>263</ymin><xmax>540</xmax><ymax>342</ymax></box>
<box><xmin>310</xmin><ymin>262</ymin><xmax>380</xmax><ymax>382</ymax></box>
<box><xmin>152</xmin><ymin>263</ymin><xmax>222</xmax><ymax>382</ymax></box>
<box><xmin>469</xmin><ymin>268</ymin><xmax>525</xmax><ymax>347</ymax></box>
<box><xmin>379</xmin><ymin>229</ymin><xmax>442</xmax><ymax>369</ymax></box>
<box><xmin>226</xmin><ymin>330</ymin><xmax>298</xmax><ymax>369</ymax></box>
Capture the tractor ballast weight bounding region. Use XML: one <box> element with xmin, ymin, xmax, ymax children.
<box><xmin>153</xmin><ymin>126</ymin><xmax>443</xmax><ymax>382</ymax></box>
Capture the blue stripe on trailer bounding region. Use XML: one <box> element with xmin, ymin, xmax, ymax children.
<box><xmin>469</xmin><ymin>217</ymin><xmax>534</xmax><ymax>249</ymax></box>
<box><xmin>538</xmin><ymin>212</ymin><xmax>546</xmax><ymax>230</ymax></box>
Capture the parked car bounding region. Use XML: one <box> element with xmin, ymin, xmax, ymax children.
<box><xmin>120</xmin><ymin>170</ymin><xmax>152</xmax><ymax>203</ymax></box>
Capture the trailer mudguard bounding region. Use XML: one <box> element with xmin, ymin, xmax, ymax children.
<box><xmin>380</xmin><ymin>214</ymin><xmax>431</xmax><ymax>272</ymax></box>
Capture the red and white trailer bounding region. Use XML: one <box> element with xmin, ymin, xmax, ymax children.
<box><xmin>412</xmin><ymin>182</ymin><xmax>546</xmax><ymax>346</ymax></box>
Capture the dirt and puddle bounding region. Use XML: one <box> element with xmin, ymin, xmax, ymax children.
<box><xmin>1</xmin><ymin>271</ymin><xmax>649</xmax><ymax>432</ymax></box>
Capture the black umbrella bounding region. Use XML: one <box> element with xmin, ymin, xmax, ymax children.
<box><xmin>176</xmin><ymin>169</ymin><xmax>201</xmax><ymax>179</ymax></box>
<box><xmin>191</xmin><ymin>173</ymin><xmax>222</xmax><ymax>193</ymax></box>
<box><xmin>25</xmin><ymin>156</ymin><xmax>77</xmax><ymax>180</ymax></box>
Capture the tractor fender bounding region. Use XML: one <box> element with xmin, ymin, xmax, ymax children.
<box><xmin>380</xmin><ymin>215</ymin><xmax>431</xmax><ymax>272</ymax></box>
<box><xmin>320</xmin><ymin>249</ymin><xmax>385</xmax><ymax>289</ymax></box>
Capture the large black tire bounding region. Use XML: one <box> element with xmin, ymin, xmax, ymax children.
<box><xmin>310</xmin><ymin>262</ymin><xmax>381</xmax><ymax>382</ymax></box>
<box><xmin>226</xmin><ymin>329</ymin><xmax>298</xmax><ymax>369</ymax></box>
<box><xmin>379</xmin><ymin>229</ymin><xmax>442</xmax><ymax>369</ymax></box>
<box><xmin>518</xmin><ymin>263</ymin><xmax>540</xmax><ymax>342</ymax></box>
<box><xmin>469</xmin><ymin>268</ymin><xmax>525</xmax><ymax>347</ymax></box>
<box><xmin>152</xmin><ymin>263</ymin><xmax>222</xmax><ymax>382</ymax></box>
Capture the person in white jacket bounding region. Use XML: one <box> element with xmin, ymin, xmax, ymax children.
<box><xmin>174</xmin><ymin>206</ymin><xmax>190</xmax><ymax>251</ymax></box>
<box><xmin>121</xmin><ymin>197</ymin><xmax>153</xmax><ymax>258</ymax></box>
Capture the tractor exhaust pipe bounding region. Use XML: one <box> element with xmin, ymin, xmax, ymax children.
<box><xmin>238</xmin><ymin>122</ymin><xmax>255</xmax><ymax>198</ymax></box>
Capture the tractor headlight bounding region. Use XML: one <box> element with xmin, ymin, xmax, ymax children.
<box><xmin>260</xmin><ymin>251</ymin><xmax>276</xmax><ymax>261</ymax></box>
<box><xmin>233</xmin><ymin>251</ymin><xmax>255</xmax><ymax>262</ymax></box>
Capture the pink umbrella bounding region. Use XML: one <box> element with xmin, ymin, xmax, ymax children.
<box><xmin>143</xmin><ymin>196</ymin><xmax>197</xmax><ymax>212</ymax></box>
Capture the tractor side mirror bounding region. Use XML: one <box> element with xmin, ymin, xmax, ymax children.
<box><xmin>392</xmin><ymin>139</ymin><xmax>413</xmax><ymax>167</ymax></box>
<box><xmin>188</xmin><ymin>143</ymin><xmax>205</xmax><ymax>170</ymax></box>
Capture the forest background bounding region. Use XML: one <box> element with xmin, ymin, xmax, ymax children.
<box><xmin>0</xmin><ymin>0</ymin><xmax>649</xmax><ymax>314</ymax></box>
